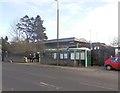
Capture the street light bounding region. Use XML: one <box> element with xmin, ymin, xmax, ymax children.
<box><xmin>55</xmin><ymin>0</ymin><xmax>59</xmax><ymax>66</ymax></box>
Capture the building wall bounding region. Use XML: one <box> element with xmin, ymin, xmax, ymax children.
<box><xmin>91</xmin><ymin>43</ymin><xmax>115</xmax><ymax>66</ymax></box>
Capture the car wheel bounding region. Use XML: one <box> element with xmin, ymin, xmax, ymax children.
<box><xmin>106</xmin><ymin>65</ymin><xmax>112</xmax><ymax>70</ymax></box>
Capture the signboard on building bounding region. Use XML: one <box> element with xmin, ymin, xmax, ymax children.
<box><xmin>76</xmin><ymin>52</ymin><xmax>80</xmax><ymax>60</ymax></box>
<box><xmin>71</xmin><ymin>52</ymin><xmax>75</xmax><ymax>60</ymax></box>
<box><xmin>54</xmin><ymin>53</ymin><xmax>57</xmax><ymax>59</ymax></box>
<box><xmin>60</xmin><ymin>53</ymin><xmax>63</xmax><ymax>59</ymax></box>
<box><xmin>64</xmin><ymin>53</ymin><xmax>68</xmax><ymax>59</ymax></box>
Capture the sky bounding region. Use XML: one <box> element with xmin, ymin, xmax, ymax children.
<box><xmin>0</xmin><ymin>0</ymin><xmax>119</xmax><ymax>45</ymax></box>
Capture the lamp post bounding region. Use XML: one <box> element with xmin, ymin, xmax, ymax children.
<box><xmin>55</xmin><ymin>0</ymin><xmax>59</xmax><ymax>66</ymax></box>
<box><xmin>118</xmin><ymin>2</ymin><xmax>120</xmax><ymax>57</ymax></box>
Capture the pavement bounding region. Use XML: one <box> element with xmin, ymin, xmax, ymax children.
<box><xmin>13</xmin><ymin>62</ymin><xmax>105</xmax><ymax>72</ymax></box>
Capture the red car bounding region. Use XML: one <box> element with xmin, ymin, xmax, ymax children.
<box><xmin>104</xmin><ymin>57</ymin><xmax>120</xmax><ymax>70</ymax></box>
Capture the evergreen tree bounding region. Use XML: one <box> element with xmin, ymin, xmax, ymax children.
<box><xmin>33</xmin><ymin>15</ymin><xmax>48</xmax><ymax>41</ymax></box>
<box><xmin>1</xmin><ymin>36</ymin><xmax>9</xmax><ymax>61</ymax></box>
<box><xmin>16</xmin><ymin>15</ymin><xmax>48</xmax><ymax>42</ymax></box>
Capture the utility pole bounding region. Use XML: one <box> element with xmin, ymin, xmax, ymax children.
<box><xmin>118</xmin><ymin>2</ymin><xmax>120</xmax><ymax>57</ymax></box>
<box><xmin>55</xmin><ymin>0</ymin><xmax>59</xmax><ymax>66</ymax></box>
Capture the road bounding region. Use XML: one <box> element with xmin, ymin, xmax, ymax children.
<box><xmin>2</xmin><ymin>62</ymin><xmax>119</xmax><ymax>91</ymax></box>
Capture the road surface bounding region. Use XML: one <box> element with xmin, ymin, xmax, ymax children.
<box><xmin>2</xmin><ymin>62</ymin><xmax>119</xmax><ymax>91</ymax></box>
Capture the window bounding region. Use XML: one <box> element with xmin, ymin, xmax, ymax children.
<box><xmin>118</xmin><ymin>58</ymin><xmax>120</xmax><ymax>62</ymax></box>
<box><xmin>111</xmin><ymin>58</ymin><xmax>119</xmax><ymax>62</ymax></box>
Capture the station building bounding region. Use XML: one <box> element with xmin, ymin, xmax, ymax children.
<box><xmin>44</xmin><ymin>37</ymin><xmax>89</xmax><ymax>49</ymax></box>
<box><xmin>42</xmin><ymin>37</ymin><xmax>115</xmax><ymax>66</ymax></box>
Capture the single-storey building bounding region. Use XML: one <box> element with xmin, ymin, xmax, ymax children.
<box><xmin>44</xmin><ymin>37</ymin><xmax>90</xmax><ymax>49</ymax></box>
<box><xmin>42</xmin><ymin>37</ymin><xmax>115</xmax><ymax>66</ymax></box>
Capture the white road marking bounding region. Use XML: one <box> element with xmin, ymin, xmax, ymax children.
<box><xmin>40</xmin><ymin>82</ymin><xmax>60</xmax><ymax>90</ymax></box>
<box><xmin>11</xmin><ymin>88</ymin><xmax>14</xmax><ymax>91</ymax></box>
<box><xmin>79</xmin><ymin>82</ymin><xmax>118</xmax><ymax>91</ymax></box>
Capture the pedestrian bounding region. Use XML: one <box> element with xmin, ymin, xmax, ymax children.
<box><xmin>36</xmin><ymin>53</ymin><xmax>39</xmax><ymax>62</ymax></box>
<box><xmin>29</xmin><ymin>54</ymin><xmax>32</xmax><ymax>62</ymax></box>
<box><xmin>32</xmin><ymin>53</ymin><xmax>36</xmax><ymax>62</ymax></box>
<box><xmin>10</xmin><ymin>59</ymin><xmax>13</xmax><ymax>63</ymax></box>
<box><xmin>24</xmin><ymin>56</ymin><xmax>28</xmax><ymax>63</ymax></box>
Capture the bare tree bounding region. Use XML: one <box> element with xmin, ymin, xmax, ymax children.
<box><xmin>9</xmin><ymin>20</ymin><xmax>26</xmax><ymax>42</ymax></box>
<box><xmin>110</xmin><ymin>37</ymin><xmax>120</xmax><ymax>47</ymax></box>
<box><xmin>8</xmin><ymin>41</ymin><xmax>38</xmax><ymax>54</ymax></box>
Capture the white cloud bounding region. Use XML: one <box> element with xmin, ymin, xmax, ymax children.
<box><xmin>58</xmin><ymin>2</ymin><xmax>118</xmax><ymax>44</ymax></box>
<box><xmin>0</xmin><ymin>0</ymin><xmax>51</xmax><ymax>3</ymax></box>
<box><xmin>44</xmin><ymin>20</ymin><xmax>57</xmax><ymax>39</ymax></box>
<box><xmin>85</xmin><ymin>2</ymin><xmax>118</xmax><ymax>44</ymax></box>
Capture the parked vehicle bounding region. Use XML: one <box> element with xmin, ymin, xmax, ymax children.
<box><xmin>104</xmin><ymin>57</ymin><xmax>120</xmax><ymax>70</ymax></box>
